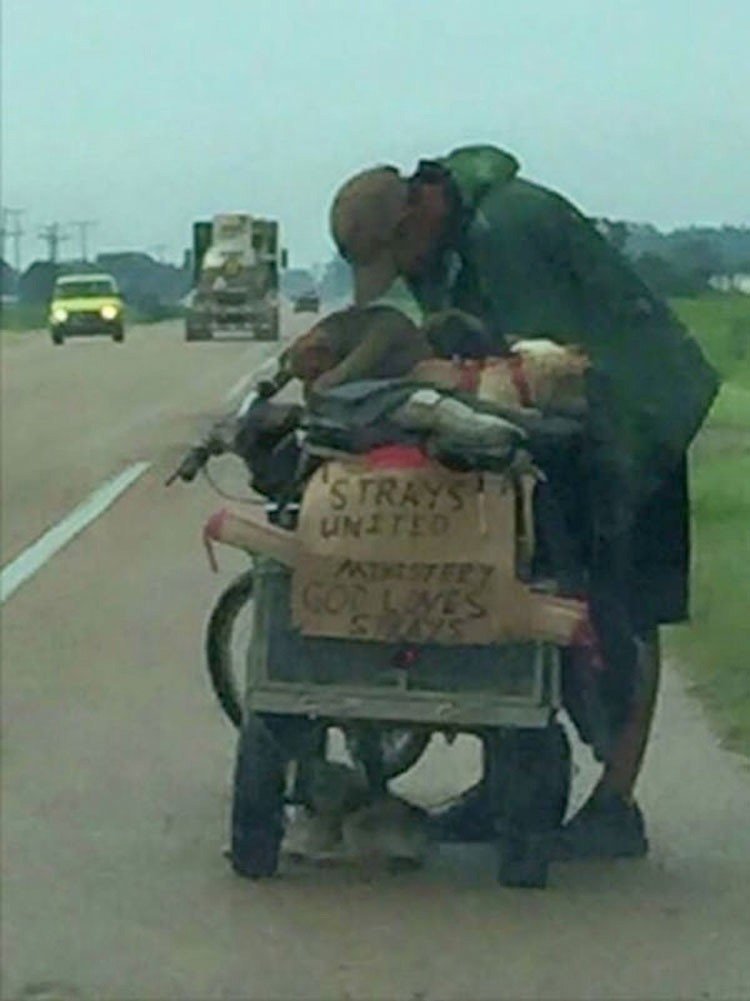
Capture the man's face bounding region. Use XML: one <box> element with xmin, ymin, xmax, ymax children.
<box><xmin>392</xmin><ymin>181</ymin><xmax>451</xmax><ymax>277</ymax></box>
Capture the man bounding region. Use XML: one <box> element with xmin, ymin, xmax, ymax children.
<box><xmin>329</xmin><ymin>145</ymin><xmax>720</xmax><ymax>858</ymax></box>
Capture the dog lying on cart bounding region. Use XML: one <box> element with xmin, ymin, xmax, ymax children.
<box><xmin>198</xmin><ymin>364</ymin><xmax>598</xmax><ymax>889</ymax></box>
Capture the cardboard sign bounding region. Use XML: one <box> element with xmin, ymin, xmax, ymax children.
<box><xmin>292</xmin><ymin>459</ymin><xmax>528</xmax><ymax>644</ymax></box>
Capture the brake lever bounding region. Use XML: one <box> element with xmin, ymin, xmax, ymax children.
<box><xmin>165</xmin><ymin>367</ymin><xmax>292</xmax><ymax>489</ymax></box>
<box><xmin>164</xmin><ymin>443</ymin><xmax>211</xmax><ymax>486</ymax></box>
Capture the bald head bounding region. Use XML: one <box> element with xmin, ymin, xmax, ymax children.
<box><xmin>330</xmin><ymin>163</ymin><xmax>455</xmax><ymax>301</ymax></box>
<box><xmin>329</xmin><ymin>166</ymin><xmax>408</xmax><ymax>265</ymax></box>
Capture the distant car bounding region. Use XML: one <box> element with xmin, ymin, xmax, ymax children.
<box><xmin>49</xmin><ymin>273</ymin><xmax>125</xmax><ymax>345</ymax></box>
<box><xmin>293</xmin><ymin>290</ymin><xmax>320</xmax><ymax>314</ymax></box>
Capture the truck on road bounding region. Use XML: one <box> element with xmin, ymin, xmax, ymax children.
<box><xmin>185</xmin><ymin>214</ymin><xmax>286</xmax><ymax>342</ymax></box>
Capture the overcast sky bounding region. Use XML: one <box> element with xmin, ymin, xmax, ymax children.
<box><xmin>2</xmin><ymin>0</ymin><xmax>748</xmax><ymax>268</ymax></box>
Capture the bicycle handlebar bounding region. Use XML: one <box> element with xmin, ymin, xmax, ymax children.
<box><xmin>165</xmin><ymin>444</ymin><xmax>213</xmax><ymax>485</ymax></box>
<box><xmin>165</xmin><ymin>360</ymin><xmax>294</xmax><ymax>487</ymax></box>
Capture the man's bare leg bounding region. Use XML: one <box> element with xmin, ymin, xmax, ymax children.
<box><xmin>431</xmin><ymin>631</ymin><xmax>661</xmax><ymax>853</ymax></box>
<box><xmin>597</xmin><ymin>629</ymin><xmax>661</xmax><ymax>801</ymax></box>
<box><xmin>551</xmin><ymin>628</ymin><xmax>661</xmax><ymax>859</ymax></box>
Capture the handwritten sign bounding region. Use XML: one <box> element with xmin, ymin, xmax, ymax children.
<box><xmin>292</xmin><ymin>460</ymin><xmax>520</xmax><ymax>644</ymax></box>
<box><xmin>295</xmin><ymin>558</ymin><xmax>497</xmax><ymax>643</ymax></box>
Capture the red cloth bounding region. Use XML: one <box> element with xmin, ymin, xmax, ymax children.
<box><xmin>508</xmin><ymin>354</ymin><xmax>532</xmax><ymax>407</ymax></box>
<box><xmin>457</xmin><ymin>359</ymin><xmax>483</xmax><ymax>393</ymax></box>
<box><xmin>365</xmin><ymin>444</ymin><xmax>429</xmax><ymax>469</ymax></box>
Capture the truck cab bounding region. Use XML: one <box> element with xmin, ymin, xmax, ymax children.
<box><xmin>185</xmin><ymin>215</ymin><xmax>284</xmax><ymax>342</ymax></box>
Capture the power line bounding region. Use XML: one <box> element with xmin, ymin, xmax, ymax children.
<box><xmin>1</xmin><ymin>208</ymin><xmax>25</xmax><ymax>273</ymax></box>
<box><xmin>69</xmin><ymin>219</ymin><xmax>98</xmax><ymax>262</ymax></box>
<box><xmin>38</xmin><ymin>223</ymin><xmax>70</xmax><ymax>263</ymax></box>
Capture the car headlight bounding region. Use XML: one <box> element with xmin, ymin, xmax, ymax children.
<box><xmin>51</xmin><ymin>307</ymin><xmax>68</xmax><ymax>323</ymax></box>
<box><xmin>100</xmin><ymin>304</ymin><xmax>119</xmax><ymax>321</ymax></box>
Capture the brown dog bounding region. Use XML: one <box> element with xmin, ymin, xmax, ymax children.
<box><xmin>285</xmin><ymin>305</ymin><xmax>431</xmax><ymax>397</ymax></box>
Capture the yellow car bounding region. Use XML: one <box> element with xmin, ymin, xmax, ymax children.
<box><xmin>49</xmin><ymin>273</ymin><xmax>125</xmax><ymax>345</ymax></box>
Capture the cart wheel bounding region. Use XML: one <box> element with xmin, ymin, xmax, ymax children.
<box><xmin>488</xmin><ymin>721</ymin><xmax>571</xmax><ymax>889</ymax></box>
<box><xmin>547</xmin><ymin>720</ymin><xmax>572</xmax><ymax>829</ymax></box>
<box><xmin>205</xmin><ymin>569</ymin><xmax>255</xmax><ymax>728</ymax></box>
<box><xmin>230</xmin><ymin>712</ymin><xmax>286</xmax><ymax>879</ymax></box>
<box><xmin>185</xmin><ymin>316</ymin><xmax>211</xmax><ymax>341</ymax></box>
<box><xmin>254</xmin><ymin>308</ymin><xmax>280</xmax><ymax>341</ymax></box>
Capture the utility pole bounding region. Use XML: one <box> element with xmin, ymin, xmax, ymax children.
<box><xmin>1</xmin><ymin>208</ymin><xmax>25</xmax><ymax>273</ymax></box>
<box><xmin>69</xmin><ymin>219</ymin><xmax>97</xmax><ymax>262</ymax></box>
<box><xmin>38</xmin><ymin>223</ymin><xmax>70</xmax><ymax>263</ymax></box>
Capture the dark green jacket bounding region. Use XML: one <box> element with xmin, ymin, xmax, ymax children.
<box><xmin>419</xmin><ymin>145</ymin><xmax>720</xmax><ymax>500</ymax></box>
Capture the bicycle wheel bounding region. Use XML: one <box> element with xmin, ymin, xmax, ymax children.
<box><xmin>205</xmin><ymin>568</ymin><xmax>255</xmax><ymax>727</ymax></box>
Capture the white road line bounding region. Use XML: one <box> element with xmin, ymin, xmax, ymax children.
<box><xmin>237</xmin><ymin>389</ymin><xmax>259</xmax><ymax>417</ymax></box>
<box><xmin>237</xmin><ymin>354</ymin><xmax>284</xmax><ymax>416</ymax></box>
<box><xmin>223</xmin><ymin>348</ymin><xmax>285</xmax><ymax>405</ymax></box>
<box><xmin>0</xmin><ymin>462</ymin><xmax>151</xmax><ymax>604</ymax></box>
<box><xmin>224</xmin><ymin>369</ymin><xmax>257</xmax><ymax>403</ymax></box>
<box><xmin>224</xmin><ymin>349</ymin><xmax>291</xmax><ymax>419</ymax></box>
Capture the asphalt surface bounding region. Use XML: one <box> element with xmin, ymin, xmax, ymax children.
<box><xmin>1</xmin><ymin>316</ymin><xmax>749</xmax><ymax>1001</ymax></box>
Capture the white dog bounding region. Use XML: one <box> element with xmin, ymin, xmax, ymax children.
<box><xmin>282</xmin><ymin>759</ymin><xmax>428</xmax><ymax>868</ymax></box>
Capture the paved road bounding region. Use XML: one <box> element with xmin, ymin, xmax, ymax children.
<box><xmin>1</xmin><ymin>318</ymin><xmax>749</xmax><ymax>1001</ymax></box>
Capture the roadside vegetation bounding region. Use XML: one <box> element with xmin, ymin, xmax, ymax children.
<box><xmin>0</xmin><ymin>302</ymin><xmax>48</xmax><ymax>331</ymax></box>
<box><xmin>667</xmin><ymin>293</ymin><xmax>750</xmax><ymax>755</ymax></box>
<box><xmin>0</xmin><ymin>301</ymin><xmax>183</xmax><ymax>333</ymax></box>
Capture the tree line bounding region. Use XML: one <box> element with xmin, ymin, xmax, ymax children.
<box><xmin>596</xmin><ymin>222</ymin><xmax>750</xmax><ymax>297</ymax></box>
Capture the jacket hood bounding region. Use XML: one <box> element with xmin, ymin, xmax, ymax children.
<box><xmin>440</xmin><ymin>145</ymin><xmax>520</xmax><ymax>211</ymax></box>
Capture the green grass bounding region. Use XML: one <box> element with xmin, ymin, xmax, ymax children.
<box><xmin>672</xmin><ymin>292</ymin><xmax>750</xmax><ymax>389</ymax></box>
<box><xmin>665</xmin><ymin>293</ymin><xmax>750</xmax><ymax>755</ymax></box>
<box><xmin>0</xmin><ymin>303</ymin><xmax>47</xmax><ymax>331</ymax></box>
